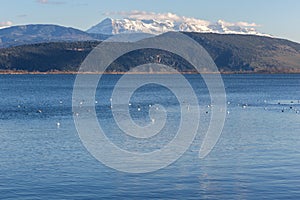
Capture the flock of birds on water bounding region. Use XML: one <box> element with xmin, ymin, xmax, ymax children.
<box><xmin>22</xmin><ymin>97</ymin><xmax>300</xmax><ymax>128</ymax></box>
<box><xmin>277</xmin><ymin>100</ymin><xmax>300</xmax><ymax>114</ymax></box>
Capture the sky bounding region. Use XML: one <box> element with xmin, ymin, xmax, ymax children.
<box><xmin>1</xmin><ymin>0</ymin><xmax>300</xmax><ymax>42</ymax></box>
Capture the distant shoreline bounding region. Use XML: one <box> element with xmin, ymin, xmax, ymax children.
<box><xmin>1</xmin><ymin>70</ymin><xmax>300</xmax><ymax>75</ymax></box>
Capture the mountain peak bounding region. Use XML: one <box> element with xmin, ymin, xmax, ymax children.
<box><xmin>102</xmin><ymin>17</ymin><xmax>113</xmax><ymax>23</ymax></box>
<box><xmin>87</xmin><ymin>17</ymin><xmax>116</xmax><ymax>34</ymax></box>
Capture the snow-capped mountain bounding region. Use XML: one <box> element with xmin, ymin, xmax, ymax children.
<box><xmin>87</xmin><ymin>17</ymin><xmax>269</xmax><ymax>36</ymax></box>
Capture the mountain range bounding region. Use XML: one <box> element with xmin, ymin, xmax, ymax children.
<box><xmin>0</xmin><ymin>24</ymin><xmax>109</xmax><ymax>48</ymax></box>
<box><xmin>0</xmin><ymin>18</ymin><xmax>300</xmax><ymax>73</ymax></box>
<box><xmin>0</xmin><ymin>17</ymin><xmax>270</xmax><ymax>48</ymax></box>
<box><xmin>87</xmin><ymin>17</ymin><xmax>269</xmax><ymax>36</ymax></box>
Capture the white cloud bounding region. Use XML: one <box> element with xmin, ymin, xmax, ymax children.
<box><xmin>236</xmin><ymin>21</ymin><xmax>259</xmax><ymax>27</ymax></box>
<box><xmin>217</xmin><ymin>20</ymin><xmax>260</xmax><ymax>28</ymax></box>
<box><xmin>0</xmin><ymin>21</ymin><xmax>13</xmax><ymax>28</ymax></box>
<box><xmin>126</xmin><ymin>11</ymin><xmax>182</xmax><ymax>21</ymax></box>
<box><xmin>104</xmin><ymin>11</ymin><xmax>259</xmax><ymax>28</ymax></box>
<box><xmin>105</xmin><ymin>11</ymin><xmax>191</xmax><ymax>22</ymax></box>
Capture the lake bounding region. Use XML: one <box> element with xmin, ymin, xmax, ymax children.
<box><xmin>0</xmin><ymin>74</ymin><xmax>300</xmax><ymax>199</ymax></box>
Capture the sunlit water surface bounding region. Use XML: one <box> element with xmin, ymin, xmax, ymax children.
<box><xmin>0</xmin><ymin>74</ymin><xmax>300</xmax><ymax>199</ymax></box>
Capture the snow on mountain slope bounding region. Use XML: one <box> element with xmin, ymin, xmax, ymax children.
<box><xmin>87</xmin><ymin>16</ymin><xmax>269</xmax><ymax>36</ymax></box>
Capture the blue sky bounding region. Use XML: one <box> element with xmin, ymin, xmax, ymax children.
<box><xmin>1</xmin><ymin>0</ymin><xmax>300</xmax><ymax>42</ymax></box>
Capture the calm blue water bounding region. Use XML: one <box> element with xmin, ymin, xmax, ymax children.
<box><xmin>0</xmin><ymin>74</ymin><xmax>300</xmax><ymax>199</ymax></box>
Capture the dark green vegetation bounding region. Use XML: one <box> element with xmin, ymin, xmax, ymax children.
<box><xmin>0</xmin><ymin>41</ymin><xmax>99</xmax><ymax>72</ymax></box>
<box><xmin>1</xmin><ymin>32</ymin><xmax>300</xmax><ymax>73</ymax></box>
<box><xmin>186</xmin><ymin>33</ymin><xmax>300</xmax><ymax>73</ymax></box>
